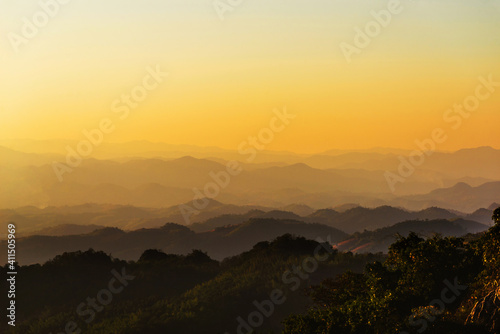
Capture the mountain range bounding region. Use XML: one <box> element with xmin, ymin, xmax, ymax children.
<box><xmin>1</xmin><ymin>145</ymin><xmax>499</xmax><ymax>211</ymax></box>
<box><xmin>1</xmin><ymin>203</ymin><xmax>495</xmax><ymax>265</ymax></box>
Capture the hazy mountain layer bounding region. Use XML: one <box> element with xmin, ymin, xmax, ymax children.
<box><xmin>0</xmin><ymin>219</ymin><xmax>347</xmax><ymax>265</ymax></box>
<box><xmin>1</xmin><ymin>145</ymin><xmax>499</xmax><ymax>212</ymax></box>
<box><xmin>1</xmin><ymin>212</ymin><xmax>490</xmax><ymax>265</ymax></box>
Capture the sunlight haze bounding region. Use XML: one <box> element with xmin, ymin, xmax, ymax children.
<box><xmin>1</xmin><ymin>0</ymin><xmax>499</xmax><ymax>154</ymax></box>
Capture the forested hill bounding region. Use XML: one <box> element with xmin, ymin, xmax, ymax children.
<box><xmin>2</xmin><ymin>207</ymin><xmax>500</xmax><ymax>334</ymax></box>
<box><xmin>1</xmin><ymin>235</ymin><xmax>382</xmax><ymax>334</ymax></box>
<box><xmin>1</xmin><ymin>215</ymin><xmax>488</xmax><ymax>265</ymax></box>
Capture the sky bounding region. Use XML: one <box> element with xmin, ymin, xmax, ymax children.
<box><xmin>0</xmin><ymin>0</ymin><xmax>499</xmax><ymax>154</ymax></box>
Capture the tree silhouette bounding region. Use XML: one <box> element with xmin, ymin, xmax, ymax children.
<box><xmin>492</xmin><ymin>207</ymin><xmax>500</xmax><ymax>225</ymax></box>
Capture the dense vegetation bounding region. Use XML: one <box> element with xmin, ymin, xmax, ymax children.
<box><xmin>1</xmin><ymin>208</ymin><xmax>499</xmax><ymax>334</ymax></box>
<box><xmin>1</xmin><ymin>235</ymin><xmax>381</xmax><ymax>334</ymax></box>
<box><xmin>282</xmin><ymin>208</ymin><xmax>500</xmax><ymax>333</ymax></box>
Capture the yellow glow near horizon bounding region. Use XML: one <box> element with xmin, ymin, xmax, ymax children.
<box><xmin>0</xmin><ymin>0</ymin><xmax>499</xmax><ymax>154</ymax></box>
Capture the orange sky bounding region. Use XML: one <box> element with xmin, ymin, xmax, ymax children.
<box><xmin>0</xmin><ymin>0</ymin><xmax>499</xmax><ymax>154</ymax></box>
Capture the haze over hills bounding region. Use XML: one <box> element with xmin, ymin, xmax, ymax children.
<box><xmin>0</xmin><ymin>144</ymin><xmax>499</xmax><ymax>212</ymax></box>
<box><xmin>1</xmin><ymin>201</ymin><xmax>495</xmax><ymax>266</ymax></box>
<box><xmin>5</xmin><ymin>140</ymin><xmax>498</xmax><ymax>178</ymax></box>
<box><xmin>335</xmin><ymin>218</ymin><xmax>489</xmax><ymax>254</ymax></box>
<box><xmin>0</xmin><ymin>140</ymin><xmax>412</xmax><ymax>158</ymax></box>
<box><xmin>395</xmin><ymin>181</ymin><xmax>500</xmax><ymax>212</ymax></box>
<box><xmin>1</xmin><ymin>213</ymin><xmax>490</xmax><ymax>265</ymax></box>
<box><xmin>189</xmin><ymin>204</ymin><xmax>494</xmax><ymax>234</ymax></box>
<box><xmin>1</xmin><ymin>142</ymin><xmax>498</xmax><ymax>268</ymax></box>
<box><xmin>0</xmin><ymin>200</ymin><xmax>272</xmax><ymax>235</ymax></box>
<box><xmin>2</xmin><ymin>201</ymin><xmax>497</xmax><ymax>238</ymax></box>
<box><xmin>0</xmin><ymin>219</ymin><xmax>348</xmax><ymax>264</ymax></box>
<box><xmin>4</xmin><ymin>0</ymin><xmax>500</xmax><ymax>331</ymax></box>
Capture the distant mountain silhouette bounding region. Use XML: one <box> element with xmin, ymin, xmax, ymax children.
<box><xmin>2</xmin><ymin>146</ymin><xmax>499</xmax><ymax>210</ymax></box>
<box><xmin>0</xmin><ymin>218</ymin><xmax>347</xmax><ymax>265</ymax></box>
<box><xmin>0</xmin><ymin>146</ymin><xmax>61</xmax><ymax>167</ymax></box>
<box><xmin>489</xmin><ymin>202</ymin><xmax>500</xmax><ymax>210</ymax></box>
<box><xmin>331</xmin><ymin>203</ymin><xmax>360</xmax><ymax>212</ymax></box>
<box><xmin>279</xmin><ymin>203</ymin><xmax>315</xmax><ymax>216</ymax></box>
<box><xmin>305</xmin><ymin>205</ymin><xmax>460</xmax><ymax>234</ymax></box>
<box><xmin>189</xmin><ymin>209</ymin><xmax>303</xmax><ymax>232</ymax></box>
<box><xmin>3</xmin><ymin>212</ymin><xmax>491</xmax><ymax>265</ymax></box>
<box><xmin>398</xmin><ymin>181</ymin><xmax>500</xmax><ymax>212</ymax></box>
<box><xmin>335</xmin><ymin>218</ymin><xmax>488</xmax><ymax>253</ymax></box>
<box><xmin>190</xmin><ymin>205</ymin><xmax>473</xmax><ymax>234</ymax></box>
<box><xmin>304</xmin><ymin>146</ymin><xmax>500</xmax><ymax>180</ymax></box>
<box><xmin>20</xmin><ymin>224</ymin><xmax>106</xmax><ymax>237</ymax></box>
<box><xmin>3</xmin><ymin>202</ymin><xmax>496</xmax><ymax>237</ymax></box>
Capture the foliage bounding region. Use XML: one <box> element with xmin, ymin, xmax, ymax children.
<box><xmin>3</xmin><ymin>208</ymin><xmax>500</xmax><ymax>333</ymax></box>
<box><xmin>282</xmin><ymin>208</ymin><xmax>500</xmax><ymax>334</ymax></box>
